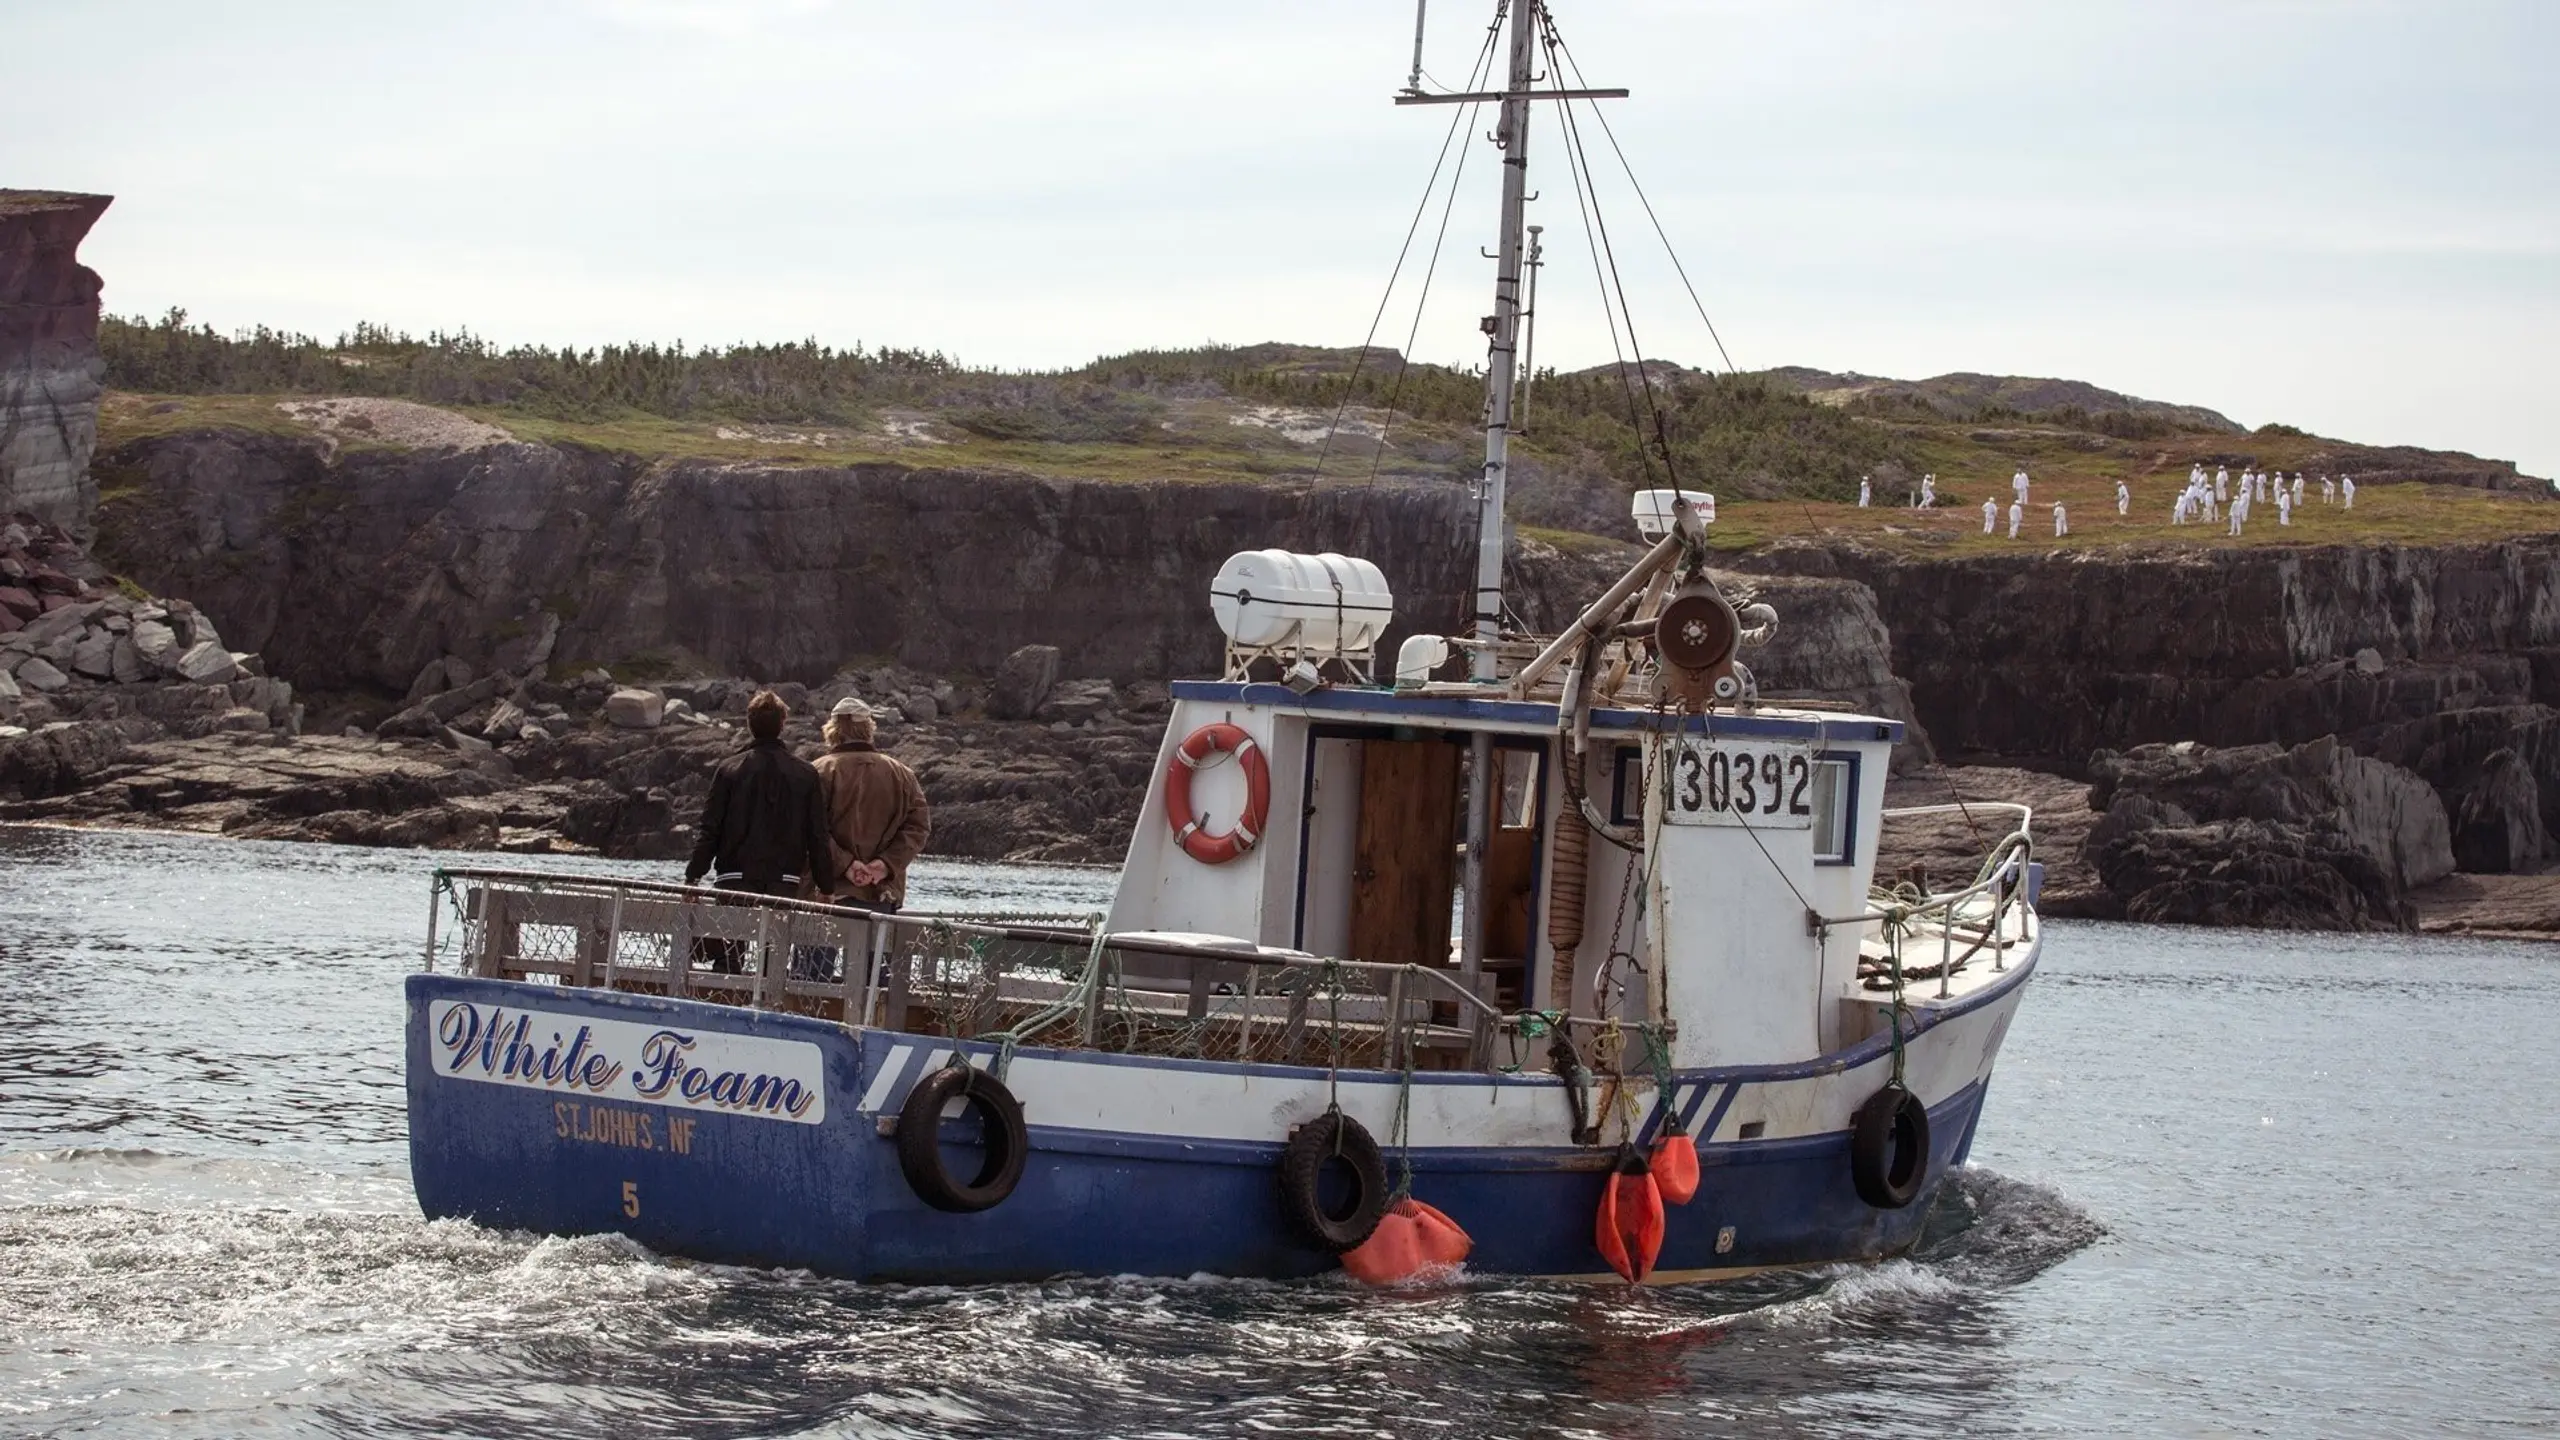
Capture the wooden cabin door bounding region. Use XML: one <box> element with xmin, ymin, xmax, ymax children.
<box><xmin>1349</xmin><ymin>739</ymin><xmax>1461</xmax><ymax>967</ymax></box>
<box><xmin>1481</xmin><ymin>745</ymin><xmax>1544</xmax><ymax>969</ymax></box>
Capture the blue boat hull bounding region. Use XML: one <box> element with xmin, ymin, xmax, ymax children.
<box><xmin>406</xmin><ymin>971</ymin><xmax>2014</xmax><ymax>1283</ymax></box>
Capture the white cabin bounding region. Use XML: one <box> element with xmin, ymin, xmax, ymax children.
<box><xmin>1108</xmin><ymin>682</ymin><xmax>1901</xmax><ymax>1068</ymax></box>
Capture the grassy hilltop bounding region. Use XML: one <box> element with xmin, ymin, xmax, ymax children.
<box><xmin>97</xmin><ymin>310</ymin><xmax>2555</xmax><ymax>554</ymax></box>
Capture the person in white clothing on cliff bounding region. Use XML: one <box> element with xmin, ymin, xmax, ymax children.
<box><xmin>2322</xmin><ymin>474</ymin><xmax>2336</xmax><ymax>504</ymax></box>
<box><xmin>2229</xmin><ymin>488</ymin><xmax>2249</xmax><ymax>536</ymax></box>
<box><xmin>2292</xmin><ymin>473</ymin><xmax>2306</xmax><ymax>508</ymax></box>
<box><xmin>2277</xmin><ymin>486</ymin><xmax>2292</xmax><ymax>526</ymax></box>
<box><xmin>2053</xmin><ymin>501</ymin><xmax>2068</xmax><ymax>537</ymax></box>
<box><xmin>1983</xmin><ymin>496</ymin><xmax>1998</xmax><ymax>533</ymax></box>
<box><xmin>1858</xmin><ymin>475</ymin><xmax>1871</xmax><ymax>508</ymax></box>
<box><xmin>2007</xmin><ymin>499</ymin><xmax>2023</xmax><ymax>538</ymax></box>
<box><xmin>2342</xmin><ymin>475</ymin><xmax>2356</xmax><ymax>508</ymax></box>
<box><xmin>2012</xmin><ymin>469</ymin><xmax>2030</xmax><ymax>507</ymax></box>
<box><xmin>2117</xmin><ymin>479</ymin><xmax>2131</xmax><ymax>516</ymax></box>
<box><xmin>1919</xmin><ymin>474</ymin><xmax>1937</xmax><ymax>509</ymax></box>
<box><xmin>2216</xmin><ymin>467</ymin><xmax>2230</xmax><ymax>503</ymax></box>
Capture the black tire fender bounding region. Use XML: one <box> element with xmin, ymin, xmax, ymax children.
<box><xmin>1850</xmin><ymin>1082</ymin><xmax>1931</xmax><ymax>1210</ymax></box>
<box><xmin>896</xmin><ymin>1063</ymin><xmax>1029</xmax><ymax>1213</ymax></box>
<box><xmin>1279</xmin><ymin>1110</ymin><xmax>1389</xmax><ymax>1252</ymax></box>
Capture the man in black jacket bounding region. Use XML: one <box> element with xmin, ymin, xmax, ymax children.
<box><xmin>684</xmin><ymin>689</ymin><xmax>833</xmax><ymax>971</ymax></box>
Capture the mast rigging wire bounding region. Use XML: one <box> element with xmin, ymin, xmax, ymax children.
<box><xmin>1546</xmin><ymin>25</ymin><xmax>1739</xmax><ymax>376</ymax></box>
<box><xmin>1305</xmin><ymin>4</ymin><xmax>1507</xmax><ymax>484</ymax></box>
<box><xmin>1364</xmin><ymin>83</ymin><xmax>1487</xmax><ymax>487</ymax></box>
<box><xmin>1540</xmin><ymin>14</ymin><xmax>1675</xmax><ymax>489</ymax></box>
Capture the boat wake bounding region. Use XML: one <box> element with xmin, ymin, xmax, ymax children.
<box><xmin>1717</xmin><ymin>1165</ymin><xmax>2106</xmax><ymax>1333</ymax></box>
<box><xmin>1</xmin><ymin>1150</ymin><xmax>2100</xmax><ymax>1438</ymax></box>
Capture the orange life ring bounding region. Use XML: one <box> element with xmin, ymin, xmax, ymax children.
<box><xmin>1164</xmin><ymin>722</ymin><xmax>1270</xmax><ymax>865</ymax></box>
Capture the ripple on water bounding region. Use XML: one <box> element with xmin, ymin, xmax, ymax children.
<box><xmin>0</xmin><ymin>1149</ymin><xmax>2101</xmax><ymax>1440</ymax></box>
<box><xmin>13</xmin><ymin>826</ymin><xmax>2557</xmax><ymax>1438</ymax></box>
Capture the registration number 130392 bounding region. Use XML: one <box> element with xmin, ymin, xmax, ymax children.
<box><xmin>1661</xmin><ymin>739</ymin><xmax>1816</xmax><ymax>829</ymax></box>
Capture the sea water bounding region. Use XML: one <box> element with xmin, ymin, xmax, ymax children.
<box><xmin>1</xmin><ymin>824</ymin><xmax>2552</xmax><ymax>1438</ymax></box>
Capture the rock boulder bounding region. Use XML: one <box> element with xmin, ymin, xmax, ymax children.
<box><xmin>130</xmin><ymin>618</ymin><xmax>177</xmax><ymax>663</ymax></box>
<box><xmin>988</xmin><ymin>644</ymin><xmax>1060</xmax><ymax>720</ymax></box>
<box><xmin>174</xmin><ymin>640</ymin><xmax>237</xmax><ymax>684</ymax></box>
<box><xmin>605</xmin><ymin>687</ymin><xmax>665</xmax><ymax>730</ymax></box>
<box><xmin>482</xmin><ymin>699</ymin><xmax>530</xmax><ymax>742</ymax></box>
<box><xmin>1036</xmin><ymin>677</ymin><xmax>1114</xmax><ymax>724</ymax></box>
<box><xmin>68</xmin><ymin>629</ymin><xmax>114</xmax><ymax>679</ymax></box>
<box><xmin>2451</xmin><ymin>748</ymin><xmax>2546</xmax><ymax>874</ymax></box>
<box><xmin>2085</xmin><ymin>737</ymin><xmax>2455</xmax><ymax>930</ymax></box>
<box><xmin>0</xmin><ymin>717</ymin><xmax>143</xmax><ymax>800</ymax></box>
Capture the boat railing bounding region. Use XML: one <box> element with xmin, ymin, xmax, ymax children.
<box><xmin>427</xmin><ymin>868</ymin><xmax>1526</xmax><ymax>1072</ymax></box>
<box><xmin>1824</xmin><ymin>805</ymin><xmax>2037</xmax><ymax>999</ymax></box>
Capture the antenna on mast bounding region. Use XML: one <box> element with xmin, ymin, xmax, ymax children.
<box><xmin>1404</xmin><ymin>0</ymin><xmax>1429</xmax><ymax>95</ymax></box>
<box><xmin>1518</xmin><ymin>223</ymin><xmax>1544</xmax><ymax>434</ymax></box>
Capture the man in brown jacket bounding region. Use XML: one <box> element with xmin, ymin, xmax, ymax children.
<box><xmin>814</xmin><ymin>697</ymin><xmax>931</xmax><ymax>911</ymax></box>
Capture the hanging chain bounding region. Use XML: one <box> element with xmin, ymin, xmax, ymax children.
<box><xmin>1885</xmin><ymin>917</ymin><xmax>1912</xmax><ymax>1089</ymax></box>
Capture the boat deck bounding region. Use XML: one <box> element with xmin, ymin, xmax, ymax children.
<box><xmin>427</xmin><ymin>795</ymin><xmax>2035</xmax><ymax>1078</ymax></box>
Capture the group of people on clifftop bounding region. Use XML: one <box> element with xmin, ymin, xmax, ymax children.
<box><xmin>1852</xmin><ymin>462</ymin><xmax>2358</xmax><ymax>539</ymax></box>
<box><xmin>682</xmin><ymin>690</ymin><xmax>932</xmax><ymax>940</ymax></box>
<box><xmin>2168</xmin><ymin>464</ymin><xmax>2353</xmax><ymax>534</ymax></box>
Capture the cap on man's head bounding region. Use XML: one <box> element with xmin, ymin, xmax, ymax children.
<box><xmin>829</xmin><ymin>696</ymin><xmax>874</xmax><ymax>721</ymax></box>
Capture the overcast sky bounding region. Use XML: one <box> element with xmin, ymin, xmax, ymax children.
<box><xmin>6</xmin><ymin>0</ymin><xmax>2551</xmax><ymax>477</ymax></box>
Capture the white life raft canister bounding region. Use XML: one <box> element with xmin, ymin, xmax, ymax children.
<box><xmin>1209</xmin><ymin>550</ymin><xmax>1395</xmax><ymax>652</ymax></box>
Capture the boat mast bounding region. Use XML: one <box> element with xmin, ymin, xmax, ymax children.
<box><xmin>1471</xmin><ymin>0</ymin><xmax>1537</xmax><ymax>682</ymax></box>
<box><xmin>1394</xmin><ymin>2</ymin><xmax>1621</xmax><ymax>985</ymax></box>
<box><xmin>1462</xmin><ymin>0</ymin><xmax>1539</xmax><ymax>982</ymax></box>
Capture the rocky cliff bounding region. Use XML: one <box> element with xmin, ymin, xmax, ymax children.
<box><xmin>1731</xmin><ymin>536</ymin><xmax>2560</xmax><ymax>879</ymax></box>
<box><xmin>3</xmin><ymin>421</ymin><xmax>1927</xmax><ymax>865</ymax></box>
<box><xmin>0</xmin><ymin>192</ymin><xmax>110</xmax><ymax>537</ymax></box>
<box><xmin>88</xmin><ymin>426</ymin><xmax>1923</xmax><ymax>744</ymax></box>
<box><xmin>1741</xmin><ymin>542</ymin><xmax>2560</xmax><ymax>743</ymax></box>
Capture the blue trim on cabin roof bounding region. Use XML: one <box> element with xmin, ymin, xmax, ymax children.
<box><xmin>1170</xmin><ymin>680</ymin><xmax>1905</xmax><ymax>745</ymax></box>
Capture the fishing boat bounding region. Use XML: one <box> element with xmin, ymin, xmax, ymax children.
<box><xmin>404</xmin><ymin>0</ymin><xmax>2041</xmax><ymax>1284</ymax></box>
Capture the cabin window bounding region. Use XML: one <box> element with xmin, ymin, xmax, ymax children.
<box><xmin>1497</xmin><ymin>747</ymin><xmax>1542</xmax><ymax>830</ymax></box>
<box><xmin>1811</xmin><ymin>756</ymin><xmax>1857</xmax><ymax>865</ymax></box>
<box><xmin>1610</xmin><ymin>745</ymin><xmax>1641</xmax><ymax>826</ymax></box>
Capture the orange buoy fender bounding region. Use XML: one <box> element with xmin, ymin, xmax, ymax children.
<box><xmin>1163</xmin><ymin>722</ymin><xmax>1272</xmax><ymax>865</ymax></box>
<box><xmin>1403</xmin><ymin>1198</ymin><xmax>1473</xmax><ymax>1268</ymax></box>
<box><xmin>1593</xmin><ymin>1146</ymin><xmax>1665</xmax><ymax>1284</ymax></box>
<box><xmin>1341</xmin><ymin>1197</ymin><xmax>1474</xmax><ymax>1285</ymax></box>
<box><xmin>1651</xmin><ymin>1129</ymin><xmax>1700</xmax><ymax>1207</ymax></box>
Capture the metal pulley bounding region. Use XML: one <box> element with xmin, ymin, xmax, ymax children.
<box><xmin>1651</xmin><ymin>582</ymin><xmax>1740</xmax><ymax>708</ymax></box>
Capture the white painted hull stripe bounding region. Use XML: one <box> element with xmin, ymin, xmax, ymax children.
<box><xmin>1694</xmin><ymin>1080</ymin><xmax>1742</xmax><ymax>1140</ymax></box>
<box><xmin>857</xmin><ymin>1044</ymin><xmax>916</xmax><ymax>1113</ymax></box>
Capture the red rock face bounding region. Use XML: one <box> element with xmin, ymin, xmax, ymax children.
<box><xmin>0</xmin><ymin>192</ymin><xmax>108</xmax><ymax>355</ymax></box>
<box><xmin>0</xmin><ymin>191</ymin><xmax>113</xmax><ymax>537</ymax></box>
